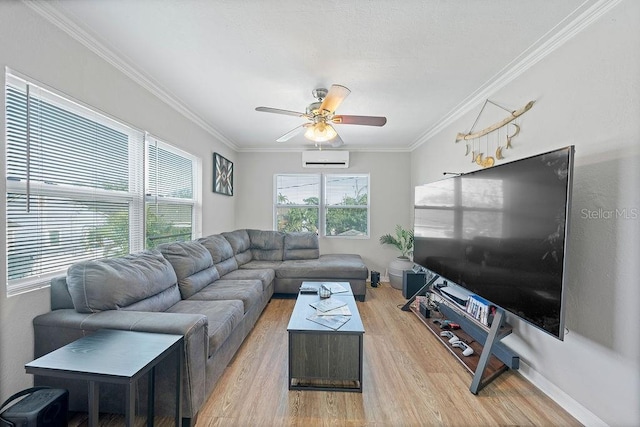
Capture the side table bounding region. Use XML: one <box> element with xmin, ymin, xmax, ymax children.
<box><xmin>25</xmin><ymin>329</ymin><xmax>183</xmax><ymax>427</ymax></box>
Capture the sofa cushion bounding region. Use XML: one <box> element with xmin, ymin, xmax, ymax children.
<box><xmin>176</xmin><ymin>267</ymin><xmax>220</xmax><ymax>298</ymax></box>
<box><xmin>277</xmin><ymin>254</ymin><xmax>368</xmax><ymax>279</ymax></box>
<box><xmin>167</xmin><ymin>299</ymin><xmax>243</xmax><ymax>357</ymax></box>
<box><xmin>66</xmin><ymin>250</ymin><xmax>179</xmax><ymax>313</ymax></box>
<box><xmin>222</xmin><ymin>230</ymin><xmax>252</xmax><ymax>266</ymax></box>
<box><xmin>198</xmin><ymin>234</ymin><xmax>238</xmax><ymax>276</ymax></box>
<box><xmin>188</xmin><ymin>279</ymin><xmax>263</xmax><ymax>313</ymax></box>
<box><xmin>283</xmin><ymin>232</ymin><xmax>319</xmax><ymax>260</ymax></box>
<box><xmin>247</xmin><ymin>229</ymin><xmax>285</xmax><ymax>261</ymax></box>
<box><xmin>220</xmin><ymin>268</ymin><xmax>275</xmax><ymax>291</ymax></box>
<box><xmin>121</xmin><ymin>285</ymin><xmax>183</xmax><ymax>312</ymax></box>
<box><xmin>50</xmin><ymin>276</ymin><xmax>74</xmax><ymax>310</ymax></box>
<box><xmin>241</xmin><ymin>260</ymin><xmax>282</xmax><ymax>270</ymax></box>
<box><xmin>158</xmin><ymin>240</ymin><xmax>219</xmax><ymax>299</ymax></box>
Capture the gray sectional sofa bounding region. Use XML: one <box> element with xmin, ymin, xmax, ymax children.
<box><xmin>32</xmin><ymin>229</ymin><xmax>368</xmax><ymax>426</ymax></box>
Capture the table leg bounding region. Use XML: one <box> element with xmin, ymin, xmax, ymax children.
<box><xmin>147</xmin><ymin>366</ymin><xmax>155</xmax><ymax>427</ymax></box>
<box><xmin>358</xmin><ymin>333</ymin><xmax>363</xmax><ymax>392</ymax></box>
<box><xmin>88</xmin><ymin>381</ymin><xmax>99</xmax><ymax>427</ymax></box>
<box><xmin>125</xmin><ymin>381</ymin><xmax>136</xmax><ymax>427</ymax></box>
<box><xmin>175</xmin><ymin>341</ymin><xmax>183</xmax><ymax>426</ymax></box>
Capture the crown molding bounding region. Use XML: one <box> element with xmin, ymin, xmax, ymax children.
<box><xmin>23</xmin><ymin>0</ymin><xmax>622</xmax><ymax>154</ymax></box>
<box><xmin>236</xmin><ymin>145</ymin><xmax>412</xmax><ymax>153</ymax></box>
<box><xmin>409</xmin><ymin>0</ymin><xmax>624</xmax><ymax>151</ymax></box>
<box><xmin>23</xmin><ymin>0</ymin><xmax>239</xmax><ymax>152</ymax></box>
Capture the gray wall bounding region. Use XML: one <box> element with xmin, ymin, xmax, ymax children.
<box><xmin>235</xmin><ymin>151</ymin><xmax>412</xmax><ymax>276</ymax></box>
<box><xmin>411</xmin><ymin>1</ymin><xmax>639</xmax><ymax>425</ymax></box>
<box><xmin>0</xmin><ymin>2</ymin><xmax>236</xmax><ymax>400</ymax></box>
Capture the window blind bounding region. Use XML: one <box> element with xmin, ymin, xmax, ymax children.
<box><xmin>5</xmin><ymin>74</ymin><xmax>144</xmax><ymax>295</ymax></box>
<box><xmin>145</xmin><ymin>136</ymin><xmax>197</xmax><ymax>248</ymax></box>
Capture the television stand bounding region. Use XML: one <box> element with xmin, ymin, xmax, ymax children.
<box><xmin>409</xmin><ymin>292</ymin><xmax>519</xmax><ymax>394</ymax></box>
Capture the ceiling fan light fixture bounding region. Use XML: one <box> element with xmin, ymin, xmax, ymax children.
<box><xmin>255</xmin><ymin>83</ymin><xmax>387</xmax><ymax>146</ymax></box>
<box><xmin>304</xmin><ymin>122</ymin><xmax>337</xmax><ymax>142</ymax></box>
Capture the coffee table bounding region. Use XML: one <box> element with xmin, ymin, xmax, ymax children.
<box><xmin>287</xmin><ymin>282</ymin><xmax>364</xmax><ymax>392</ymax></box>
<box><xmin>25</xmin><ymin>329</ymin><xmax>183</xmax><ymax>427</ymax></box>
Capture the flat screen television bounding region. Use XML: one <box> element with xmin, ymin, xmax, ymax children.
<box><xmin>413</xmin><ymin>146</ymin><xmax>574</xmax><ymax>339</ymax></box>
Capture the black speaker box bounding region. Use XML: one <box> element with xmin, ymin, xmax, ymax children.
<box><xmin>0</xmin><ymin>388</ymin><xmax>68</xmax><ymax>427</ymax></box>
<box><xmin>402</xmin><ymin>270</ymin><xmax>426</xmax><ymax>299</ymax></box>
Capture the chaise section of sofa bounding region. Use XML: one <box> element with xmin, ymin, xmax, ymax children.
<box><xmin>275</xmin><ymin>253</ymin><xmax>368</xmax><ymax>300</ymax></box>
<box><xmin>239</xmin><ymin>230</ymin><xmax>369</xmax><ymax>301</ymax></box>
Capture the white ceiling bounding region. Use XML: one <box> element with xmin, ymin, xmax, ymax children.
<box><xmin>31</xmin><ymin>0</ymin><xmax>600</xmax><ymax>152</ymax></box>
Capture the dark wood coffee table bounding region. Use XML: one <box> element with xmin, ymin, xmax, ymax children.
<box><xmin>287</xmin><ymin>282</ymin><xmax>365</xmax><ymax>392</ymax></box>
<box><xmin>25</xmin><ymin>329</ymin><xmax>183</xmax><ymax>427</ymax></box>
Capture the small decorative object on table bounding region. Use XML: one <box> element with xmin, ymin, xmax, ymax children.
<box><xmin>318</xmin><ymin>284</ymin><xmax>331</xmax><ymax>298</ymax></box>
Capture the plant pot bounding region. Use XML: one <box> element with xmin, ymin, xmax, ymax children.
<box><xmin>388</xmin><ymin>257</ymin><xmax>414</xmax><ymax>290</ymax></box>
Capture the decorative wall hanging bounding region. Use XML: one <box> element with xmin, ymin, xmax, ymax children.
<box><xmin>455</xmin><ymin>100</ymin><xmax>534</xmax><ymax>168</ymax></box>
<box><xmin>213</xmin><ymin>153</ymin><xmax>233</xmax><ymax>196</ymax></box>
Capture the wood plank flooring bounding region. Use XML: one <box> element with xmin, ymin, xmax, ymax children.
<box><xmin>69</xmin><ymin>283</ymin><xmax>581</xmax><ymax>426</ymax></box>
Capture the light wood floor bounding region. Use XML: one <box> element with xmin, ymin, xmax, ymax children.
<box><xmin>70</xmin><ymin>283</ymin><xmax>581</xmax><ymax>426</ymax></box>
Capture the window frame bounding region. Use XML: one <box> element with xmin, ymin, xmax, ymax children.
<box><xmin>273</xmin><ymin>173</ymin><xmax>370</xmax><ymax>239</ymax></box>
<box><xmin>273</xmin><ymin>173</ymin><xmax>321</xmax><ymax>233</ymax></box>
<box><xmin>323</xmin><ymin>173</ymin><xmax>370</xmax><ymax>239</ymax></box>
<box><xmin>144</xmin><ymin>134</ymin><xmax>201</xmax><ymax>248</ymax></box>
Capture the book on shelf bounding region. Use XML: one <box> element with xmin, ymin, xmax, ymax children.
<box><xmin>466</xmin><ymin>294</ymin><xmax>496</xmax><ymax>326</ymax></box>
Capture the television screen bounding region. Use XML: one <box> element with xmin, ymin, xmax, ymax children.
<box><xmin>413</xmin><ymin>146</ymin><xmax>574</xmax><ymax>339</ymax></box>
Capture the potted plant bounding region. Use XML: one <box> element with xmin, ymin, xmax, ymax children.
<box><xmin>379</xmin><ymin>225</ymin><xmax>414</xmax><ymax>289</ymax></box>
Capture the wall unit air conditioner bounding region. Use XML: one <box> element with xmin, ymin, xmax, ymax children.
<box><xmin>302</xmin><ymin>150</ymin><xmax>349</xmax><ymax>168</ymax></box>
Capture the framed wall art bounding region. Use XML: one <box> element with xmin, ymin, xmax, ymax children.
<box><xmin>213</xmin><ymin>153</ymin><xmax>233</xmax><ymax>196</ymax></box>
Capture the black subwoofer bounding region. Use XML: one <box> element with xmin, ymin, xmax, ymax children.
<box><xmin>402</xmin><ymin>270</ymin><xmax>427</xmax><ymax>299</ymax></box>
<box><xmin>0</xmin><ymin>387</ymin><xmax>68</xmax><ymax>427</ymax></box>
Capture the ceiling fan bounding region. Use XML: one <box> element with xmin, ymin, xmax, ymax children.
<box><xmin>255</xmin><ymin>84</ymin><xmax>387</xmax><ymax>147</ymax></box>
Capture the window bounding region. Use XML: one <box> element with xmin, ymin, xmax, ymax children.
<box><xmin>324</xmin><ymin>174</ymin><xmax>369</xmax><ymax>237</ymax></box>
<box><xmin>274</xmin><ymin>174</ymin><xmax>320</xmax><ymax>233</ymax></box>
<box><xmin>274</xmin><ymin>173</ymin><xmax>370</xmax><ymax>238</ymax></box>
<box><xmin>4</xmin><ymin>72</ymin><xmax>199</xmax><ymax>295</ymax></box>
<box><xmin>146</xmin><ymin>136</ymin><xmax>199</xmax><ymax>248</ymax></box>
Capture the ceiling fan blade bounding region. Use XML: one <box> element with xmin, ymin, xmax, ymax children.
<box><xmin>255</xmin><ymin>106</ymin><xmax>306</xmax><ymax>117</ymax></box>
<box><xmin>329</xmin><ymin>132</ymin><xmax>344</xmax><ymax>148</ymax></box>
<box><xmin>319</xmin><ymin>84</ymin><xmax>351</xmax><ymax>113</ymax></box>
<box><xmin>332</xmin><ymin>115</ymin><xmax>387</xmax><ymax>126</ymax></box>
<box><xmin>276</xmin><ymin>124</ymin><xmax>308</xmax><ymax>142</ymax></box>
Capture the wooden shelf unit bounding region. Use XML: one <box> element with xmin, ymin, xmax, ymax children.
<box><xmin>410</xmin><ymin>292</ymin><xmax>519</xmax><ymax>394</ymax></box>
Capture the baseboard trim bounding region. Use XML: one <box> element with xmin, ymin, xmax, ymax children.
<box><xmin>518</xmin><ymin>361</ymin><xmax>607</xmax><ymax>427</ymax></box>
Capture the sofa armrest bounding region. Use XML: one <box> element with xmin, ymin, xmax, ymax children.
<box><xmin>33</xmin><ymin>309</ymin><xmax>208</xmax><ymax>418</ymax></box>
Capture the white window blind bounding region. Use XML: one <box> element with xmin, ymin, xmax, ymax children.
<box><xmin>5</xmin><ymin>74</ymin><xmax>145</xmax><ymax>295</ymax></box>
<box><xmin>145</xmin><ymin>136</ymin><xmax>198</xmax><ymax>248</ymax></box>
